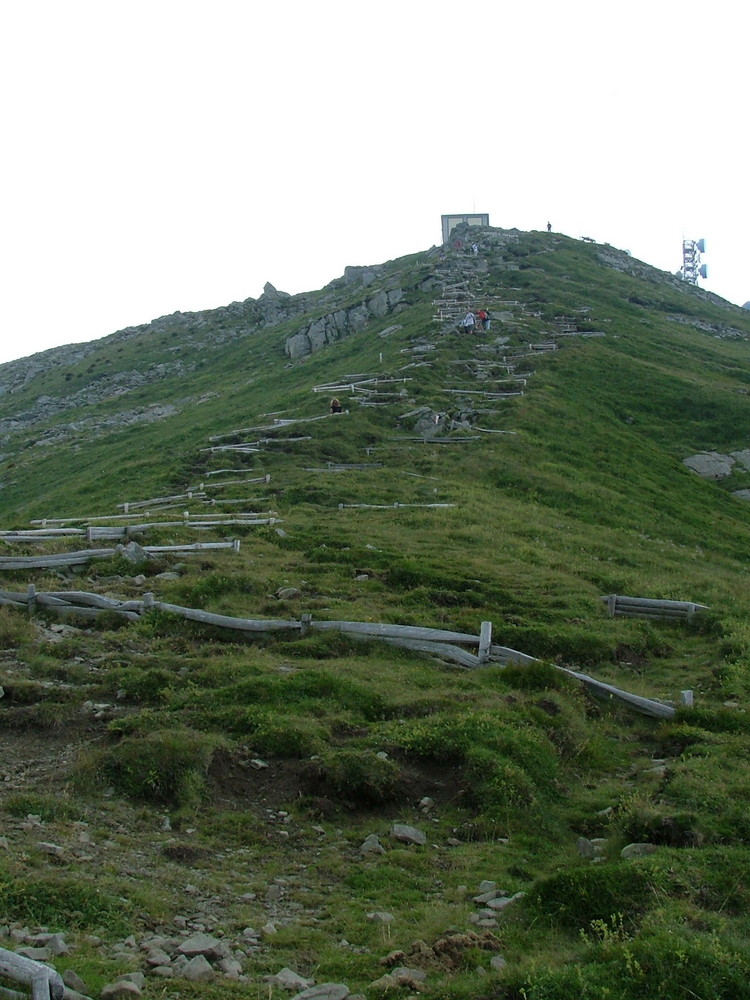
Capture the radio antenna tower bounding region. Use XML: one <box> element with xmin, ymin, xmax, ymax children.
<box><xmin>681</xmin><ymin>238</ymin><xmax>708</xmax><ymax>284</ymax></box>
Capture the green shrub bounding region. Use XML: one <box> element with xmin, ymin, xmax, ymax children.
<box><xmin>495</xmin><ymin>661</ymin><xmax>574</xmax><ymax>692</ymax></box>
<box><xmin>0</xmin><ymin>874</ymin><xmax>132</xmax><ymax>935</ymax></box>
<box><xmin>304</xmin><ymin>748</ymin><xmax>404</xmax><ymax>805</ymax></box>
<box><xmin>465</xmin><ymin>747</ymin><xmax>538</xmax><ymax>812</ymax></box>
<box><xmin>110</xmin><ymin>666</ymin><xmax>176</xmax><ymax>704</ymax></box>
<box><xmin>2</xmin><ymin>793</ymin><xmax>83</xmax><ymax>822</ymax></box>
<box><xmin>0</xmin><ymin>606</ymin><xmax>34</xmax><ymax>649</ymax></box>
<box><xmin>78</xmin><ymin>728</ymin><xmax>224</xmax><ymax>807</ymax></box>
<box><xmin>250</xmin><ymin>713</ymin><xmax>327</xmax><ymax>756</ymax></box>
<box><xmin>525</xmin><ymin>862</ymin><xmax>659</xmax><ymax>931</ymax></box>
<box><xmin>616</xmin><ymin>797</ymin><xmax>701</xmax><ymax>847</ymax></box>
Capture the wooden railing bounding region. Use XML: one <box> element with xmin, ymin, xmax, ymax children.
<box><xmin>0</xmin><ymin>589</ymin><xmax>682</xmax><ymax>718</ymax></box>
<box><xmin>602</xmin><ymin>595</ymin><xmax>709</xmax><ymax>621</ymax></box>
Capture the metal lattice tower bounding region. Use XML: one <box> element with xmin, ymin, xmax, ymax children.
<box><xmin>681</xmin><ymin>238</ymin><xmax>707</xmax><ymax>284</ymax></box>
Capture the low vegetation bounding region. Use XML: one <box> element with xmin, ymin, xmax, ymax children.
<box><xmin>2</xmin><ymin>228</ymin><xmax>750</xmax><ymax>998</ymax></box>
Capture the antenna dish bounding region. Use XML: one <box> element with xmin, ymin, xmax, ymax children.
<box><xmin>680</xmin><ymin>238</ymin><xmax>708</xmax><ymax>285</ymax></box>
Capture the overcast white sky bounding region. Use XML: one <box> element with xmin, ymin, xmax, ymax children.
<box><xmin>0</xmin><ymin>0</ymin><xmax>746</xmax><ymax>367</ymax></box>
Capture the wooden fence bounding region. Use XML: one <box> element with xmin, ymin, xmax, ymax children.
<box><xmin>602</xmin><ymin>595</ymin><xmax>709</xmax><ymax>621</ymax></box>
<box><xmin>0</xmin><ymin>588</ymin><xmax>681</xmax><ymax>717</ymax></box>
<box><xmin>0</xmin><ymin>947</ymin><xmax>64</xmax><ymax>1000</ymax></box>
<box><xmin>0</xmin><ymin>540</ymin><xmax>241</xmax><ymax>571</ymax></box>
<box><xmin>0</xmin><ymin>517</ymin><xmax>277</xmax><ymax>543</ymax></box>
<box><xmin>0</xmin><ymin>946</ymin><xmax>92</xmax><ymax>1000</ymax></box>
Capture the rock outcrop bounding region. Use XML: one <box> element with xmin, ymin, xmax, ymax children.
<box><xmin>284</xmin><ymin>289</ymin><xmax>404</xmax><ymax>360</ymax></box>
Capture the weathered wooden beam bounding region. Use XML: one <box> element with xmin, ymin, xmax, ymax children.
<box><xmin>0</xmin><ymin>948</ymin><xmax>65</xmax><ymax>1000</ymax></box>
<box><xmin>378</xmin><ymin>636</ymin><xmax>481</xmax><ymax>668</ymax></box>
<box><xmin>337</xmin><ymin>502</ymin><xmax>456</xmax><ymax>509</ymax></box>
<box><xmin>151</xmin><ymin>603</ymin><xmax>301</xmax><ymax>631</ymax></box>
<box><xmin>602</xmin><ymin>595</ymin><xmax>709</xmax><ymax>619</ymax></box>
<box><xmin>310</xmin><ymin>620</ymin><xmax>480</xmax><ymax>644</ymax></box>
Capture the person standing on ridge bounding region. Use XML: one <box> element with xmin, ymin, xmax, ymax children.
<box><xmin>547</xmin><ymin>221</ymin><xmax>552</xmax><ymax>232</ymax></box>
<box><xmin>462</xmin><ymin>310</ymin><xmax>476</xmax><ymax>335</ymax></box>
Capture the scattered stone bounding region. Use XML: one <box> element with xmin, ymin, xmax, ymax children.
<box><xmin>276</xmin><ymin>587</ymin><xmax>302</xmax><ymax>600</ymax></box>
<box><xmin>360</xmin><ymin>834</ymin><xmax>386</xmax><ymax>856</ymax></box>
<box><xmin>390</xmin><ymin>824</ymin><xmax>427</xmax><ymax>845</ymax></box>
<box><xmin>485</xmin><ymin>896</ymin><xmax>515</xmax><ymax>911</ymax></box>
<box><xmin>62</xmin><ymin>970</ymin><xmax>88</xmax><ymax>992</ymax></box>
<box><xmin>473</xmin><ymin>889</ymin><xmax>504</xmax><ymax>904</ymax></box>
<box><xmin>576</xmin><ymin>836</ymin><xmax>596</xmax><ymax>859</ymax></box>
<box><xmin>490</xmin><ymin>955</ymin><xmax>507</xmax><ymax>971</ymax></box>
<box><xmin>145</xmin><ymin>948</ymin><xmax>172</xmax><ymax>967</ymax></box>
<box><xmin>367</xmin><ymin>911</ymin><xmax>395</xmax><ymax>924</ymax></box>
<box><xmin>264</xmin><ymin>968</ymin><xmax>315</xmax><ymax>991</ymax></box>
<box><xmin>116</xmin><ymin>541</ymin><xmax>148</xmax><ymax>564</ymax></box>
<box><xmin>290</xmin><ymin>985</ymin><xmax>350</xmax><ymax>1000</ymax></box>
<box><xmin>478</xmin><ymin>881</ymin><xmax>496</xmax><ymax>893</ymax></box>
<box><xmin>35</xmin><ymin>842</ymin><xmax>65</xmax><ymax>857</ymax></box>
<box><xmin>370</xmin><ymin>969</ymin><xmax>426</xmax><ymax>991</ymax></box>
<box><xmin>183</xmin><ymin>955</ymin><xmax>215</xmax><ymax>983</ymax></box>
<box><xmin>621</xmin><ymin>842</ymin><xmax>657</xmax><ymax>859</ymax></box>
<box><xmin>101</xmin><ymin>982</ymin><xmax>143</xmax><ymax>1000</ymax></box>
<box><xmin>178</xmin><ymin>932</ymin><xmax>227</xmax><ymax>959</ymax></box>
<box><xmin>117</xmin><ymin>973</ymin><xmax>146</xmax><ymax>989</ymax></box>
<box><xmin>217</xmin><ymin>958</ymin><xmax>243</xmax><ymax>980</ymax></box>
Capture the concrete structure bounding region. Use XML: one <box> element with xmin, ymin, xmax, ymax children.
<box><xmin>441</xmin><ymin>213</ymin><xmax>489</xmax><ymax>244</ymax></box>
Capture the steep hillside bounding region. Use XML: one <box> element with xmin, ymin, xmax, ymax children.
<box><xmin>2</xmin><ymin>227</ymin><xmax>750</xmax><ymax>1000</ymax></box>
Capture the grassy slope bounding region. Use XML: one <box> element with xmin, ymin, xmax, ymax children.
<box><xmin>2</xmin><ymin>231</ymin><xmax>750</xmax><ymax>999</ymax></box>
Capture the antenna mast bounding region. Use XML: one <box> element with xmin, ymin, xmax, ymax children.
<box><xmin>681</xmin><ymin>238</ymin><xmax>707</xmax><ymax>284</ymax></box>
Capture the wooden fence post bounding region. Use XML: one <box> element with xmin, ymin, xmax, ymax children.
<box><xmin>143</xmin><ymin>592</ymin><xmax>154</xmax><ymax>610</ymax></box>
<box><xmin>680</xmin><ymin>690</ymin><xmax>694</xmax><ymax>707</ymax></box>
<box><xmin>27</xmin><ymin>584</ymin><xmax>36</xmax><ymax>615</ymax></box>
<box><xmin>301</xmin><ymin>613</ymin><xmax>312</xmax><ymax>635</ymax></box>
<box><xmin>233</xmin><ymin>539</ymin><xmax>241</xmax><ymax>552</ymax></box>
<box><xmin>478</xmin><ymin>621</ymin><xmax>492</xmax><ymax>664</ymax></box>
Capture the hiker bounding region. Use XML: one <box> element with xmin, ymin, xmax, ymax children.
<box><xmin>330</xmin><ymin>397</ymin><xmax>343</xmax><ymax>414</ymax></box>
<box><xmin>476</xmin><ymin>309</ymin><xmax>487</xmax><ymax>332</ymax></box>
<box><xmin>484</xmin><ymin>308</ymin><xmax>492</xmax><ymax>331</ymax></box>
<box><xmin>547</xmin><ymin>221</ymin><xmax>552</xmax><ymax>232</ymax></box>
<box><xmin>461</xmin><ymin>310</ymin><xmax>475</xmax><ymax>335</ymax></box>
<box><xmin>471</xmin><ymin>243</ymin><xmax>479</xmax><ymax>256</ymax></box>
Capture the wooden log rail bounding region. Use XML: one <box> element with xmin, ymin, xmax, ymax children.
<box><xmin>209</xmin><ymin>414</ymin><xmax>335</xmax><ymax>441</ymax></box>
<box><xmin>0</xmin><ymin>540</ymin><xmax>241</xmax><ymax>571</ymax></box>
<box><xmin>0</xmin><ymin>947</ymin><xmax>64</xmax><ymax>1000</ymax></box>
<box><xmin>0</xmin><ymin>517</ymin><xmax>275</xmax><ymax>543</ymax></box>
<box><xmin>116</xmin><ymin>491</ymin><xmax>206</xmax><ymax>512</ymax></box>
<box><xmin>0</xmin><ymin>590</ymin><xmax>683</xmax><ymax>716</ymax></box>
<box><xmin>602</xmin><ymin>595</ymin><xmax>709</xmax><ymax>621</ymax></box>
<box><xmin>337</xmin><ymin>502</ymin><xmax>456</xmax><ymax>509</ymax></box>
<box><xmin>312</xmin><ymin>378</ymin><xmax>413</xmax><ymax>394</ymax></box>
<box><xmin>195</xmin><ymin>475</ymin><xmax>271</xmax><ymax>489</ymax></box>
